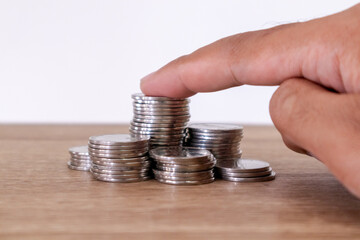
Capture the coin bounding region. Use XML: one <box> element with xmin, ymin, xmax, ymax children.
<box><xmin>221</xmin><ymin>171</ymin><xmax>276</xmax><ymax>182</ymax></box>
<box><xmin>155</xmin><ymin>177</ymin><xmax>215</xmax><ymax>185</ymax></box>
<box><xmin>132</xmin><ymin>93</ymin><xmax>190</xmax><ymax>102</ymax></box>
<box><xmin>150</xmin><ymin>147</ymin><xmax>212</xmax><ymax>162</ymax></box>
<box><xmin>69</xmin><ymin>146</ymin><xmax>89</xmax><ymax>156</ymax></box>
<box><xmin>217</xmin><ymin>167</ymin><xmax>273</xmax><ymax>177</ymax></box>
<box><xmin>216</xmin><ymin>159</ymin><xmax>270</xmax><ymax>173</ymax></box>
<box><xmin>89</xmin><ymin>134</ymin><xmax>150</xmax><ymax>146</ymax></box>
<box><xmin>133</xmin><ymin>102</ymin><xmax>188</xmax><ymax>108</ymax></box>
<box><xmin>88</xmin><ymin>142</ymin><xmax>148</xmax><ymax>150</ymax></box>
<box><xmin>133</xmin><ymin>110</ymin><xmax>189</xmax><ymax>116</ymax></box>
<box><xmin>88</xmin><ymin>147</ymin><xmax>148</xmax><ymax>155</ymax></box>
<box><xmin>67</xmin><ymin>161</ymin><xmax>91</xmax><ymax>171</ymax></box>
<box><xmin>131</xmin><ymin>121</ymin><xmax>187</xmax><ymax>128</ymax></box>
<box><xmin>187</xmin><ymin>123</ymin><xmax>243</xmax><ymax>133</ymax></box>
<box><xmin>156</xmin><ymin>162</ymin><xmax>215</xmax><ymax>172</ymax></box>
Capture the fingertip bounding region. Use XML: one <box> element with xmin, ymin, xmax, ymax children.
<box><xmin>140</xmin><ymin>71</ymin><xmax>155</xmax><ymax>95</ymax></box>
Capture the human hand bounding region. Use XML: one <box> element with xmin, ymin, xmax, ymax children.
<box><xmin>140</xmin><ymin>4</ymin><xmax>360</xmax><ymax>198</ymax></box>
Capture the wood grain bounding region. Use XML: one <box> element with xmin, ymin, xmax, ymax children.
<box><xmin>0</xmin><ymin>124</ymin><xmax>359</xmax><ymax>240</ymax></box>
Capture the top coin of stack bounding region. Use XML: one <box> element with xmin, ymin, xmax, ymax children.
<box><xmin>130</xmin><ymin>93</ymin><xmax>190</xmax><ymax>147</ymax></box>
<box><xmin>88</xmin><ymin>134</ymin><xmax>152</xmax><ymax>183</ymax></box>
<box><xmin>184</xmin><ymin>123</ymin><xmax>244</xmax><ymax>163</ymax></box>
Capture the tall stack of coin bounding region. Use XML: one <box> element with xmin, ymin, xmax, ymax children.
<box><xmin>67</xmin><ymin>146</ymin><xmax>92</xmax><ymax>171</ymax></box>
<box><xmin>150</xmin><ymin>147</ymin><xmax>215</xmax><ymax>185</ymax></box>
<box><xmin>88</xmin><ymin>134</ymin><xmax>152</xmax><ymax>183</ymax></box>
<box><xmin>216</xmin><ymin>158</ymin><xmax>276</xmax><ymax>182</ymax></box>
<box><xmin>130</xmin><ymin>93</ymin><xmax>190</xmax><ymax>147</ymax></box>
<box><xmin>184</xmin><ymin>123</ymin><xmax>243</xmax><ymax>163</ymax></box>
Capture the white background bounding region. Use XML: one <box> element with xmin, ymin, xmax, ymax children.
<box><xmin>0</xmin><ymin>0</ymin><xmax>358</xmax><ymax>124</ymax></box>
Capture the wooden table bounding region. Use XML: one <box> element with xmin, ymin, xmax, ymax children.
<box><xmin>0</xmin><ymin>124</ymin><xmax>359</xmax><ymax>239</ymax></box>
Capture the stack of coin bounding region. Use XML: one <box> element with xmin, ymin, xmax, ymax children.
<box><xmin>130</xmin><ymin>93</ymin><xmax>190</xmax><ymax>147</ymax></box>
<box><xmin>150</xmin><ymin>147</ymin><xmax>215</xmax><ymax>185</ymax></box>
<box><xmin>88</xmin><ymin>134</ymin><xmax>152</xmax><ymax>182</ymax></box>
<box><xmin>184</xmin><ymin>123</ymin><xmax>243</xmax><ymax>163</ymax></box>
<box><xmin>216</xmin><ymin>158</ymin><xmax>276</xmax><ymax>182</ymax></box>
<box><xmin>67</xmin><ymin>146</ymin><xmax>92</xmax><ymax>171</ymax></box>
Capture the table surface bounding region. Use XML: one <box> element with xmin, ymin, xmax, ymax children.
<box><xmin>0</xmin><ymin>124</ymin><xmax>359</xmax><ymax>240</ymax></box>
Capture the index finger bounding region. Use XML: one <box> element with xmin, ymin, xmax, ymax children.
<box><xmin>140</xmin><ymin>9</ymin><xmax>345</xmax><ymax>98</ymax></box>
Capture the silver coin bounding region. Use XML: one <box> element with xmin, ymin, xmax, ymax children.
<box><xmin>221</xmin><ymin>171</ymin><xmax>276</xmax><ymax>182</ymax></box>
<box><xmin>218</xmin><ymin>168</ymin><xmax>273</xmax><ymax>178</ymax></box>
<box><xmin>91</xmin><ymin>162</ymin><xmax>151</xmax><ymax>171</ymax></box>
<box><xmin>91</xmin><ymin>160</ymin><xmax>150</xmax><ymax>168</ymax></box>
<box><xmin>152</xmin><ymin>156</ymin><xmax>212</xmax><ymax>165</ymax></box>
<box><xmin>89</xmin><ymin>151</ymin><xmax>147</xmax><ymax>158</ymax></box>
<box><xmin>131</xmin><ymin>121</ymin><xmax>187</xmax><ymax>128</ymax></box>
<box><xmin>70</xmin><ymin>157</ymin><xmax>91</xmax><ymax>163</ymax></box>
<box><xmin>132</xmin><ymin>117</ymin><xmax>189</xmax><ymax>124</ymax></box>
<box><xmin>68</xmin><ymin>145</ymin><xmax>89</xmax><ymax>156</ymax></box>
<box><xmin>67</xmin><ymin>161</ymin><xmax>91</xmax><ymax>171</ymax></box>
<box><xmin>150</xmin><ymin>147</ymin><xmax>212</xmax><ymax>161</ymax></box>
<box><xmin>90</xmin><ymin>169</ymin><xmax>149</xmax><ymax>178</ymax></box>
<box><xmin>216</xmin><ymin>158</ymin><xmax>270</xmax><ymax>173</ymax></box>
<box><xmin>156</xmin><ymin>162</ymin><xmax>215</xmax><ymax>172</ymax></box>
<box><xmin>154</xmin><ymin>173</ymin><xmax>214</xmax><ymax>182</ymax></box>
<box><xmin>153</xmin><ymin>169</ymin><xmax>213</xmax><ymax>178</ymax></box>
<box><xmin>69</xmin><ymin>154</ymin><xmax>91</xmax><ymax>160</ymax></box>
<box><xmin>133</xmin><ymin>113</ymin><xmax>190</xmax><ymax>120</ymax></box>
<box><xmin>149</xmin><ymin>137</ymin><xmax>184</xmax><ymax>143</ymax></box>
<box><xmin>91</xmin><ymin>167</ymin><xmax>149</xmax><ymax>175</ymax></box>
<box><xmin>129</xmin><ymin>130</ymin><xmax>185</xmax><ymax>137</ymax></box>
<box><xmin>132</xmin><ymin>93</ymin><xmax>189</xmax><ymax>102</ymax></box>
<box><xmin>133</xmin><ymin>106</ymin><xmax>189</xmax><ymax>112</ymax></box>
<box><xmin>133</xmin><ymin>102</ymin><xmax>189</xmax><ymax>108</ymax></box>
<box><xmin>88</xmin><ymin>147</ymin><xmax>148</xmax><ymax>155</ymax></box>
<box><xmin>133</xmin><ymin>100</ymin><xmax>189</xmax><ymax>106</ymax></box>
<box><xmin>88</xmin><ymin>142</ymin><xmax>148</xmax><ymax>150</ymax></box>
<box><xmin>133</xmin><ymin>110</ymin><xmax>190</xmax><ymax>116</ymax></box>
<box><xmin>89</xmin><ymin>134</ymin><xmax>150</xmax><ymax>146</ymax></box>
<box><xmin>185</xmin><ymin>141</ymin><xmax>241</xmax><ymax>149</ymax></box>
<box><xmin>186</xmin><ymin>130</ymin><xmax>243</xmax><ymax>137</ymax></box>
<box><xmin>69</xmin><ymin>159</ymin><xmax>92</xmax><ymax>166</ymax></box>
<box><xmin>187</xmin><ymin>123</ymin><xmax>243</xmax><ymax>133</ymax></box>
<box><xmin>155</xmin><ymin>176</ymin><xmax>215</xmax><ymax>185</ymax></box>
<box><xmin>153</xmin><ymin>169</ymin><xmax>214</xmax><ymax>180</ymax></box>
<box><xmin>186</xmin><ymin>129</ymin><xmax>243</xmax><ymax>136</ymax></box>
<box><xmin>185</xmin><ymin>135</ymin><xmax>243</xmax><ymax>143</ymax></box>
<box><xmin>129</xmin><ymin>124</ymin><xmax>185</xmax><ymax>132</ymax></box>
<box><xmin>146</xmin><ymin>133</ymin><xmax>185</xmax><ymax>139</ymax></box>
<box><xmin>150</xmin><ymin>142</ymin><xmax>183</xmax><ymax>147</ymax></box>
<box><xmin>90</xmin><ymin>155</ymin><xmax>149</xmax><ymax>163</ymax></box>
<box><xmin>91</xmin><ymin>173</ymin><xmax>151</xmax><ymax>183</ymax></box>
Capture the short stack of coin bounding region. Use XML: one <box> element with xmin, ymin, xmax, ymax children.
<box><xmin>67</xmin><ymin>146</ymin><xmax>92</xmax><ymax>171</ymax></box>
<box><xmin>130</xmin><ymin>93</ymin><xmax>190</xmax><ymax>147</ymax></box>
<box><xmin>150</xmin><ymin>147</ymin><xmax>215</xmax><ymax>185</ymax></box>
<box><xmin>88</xmin><ymin>134</ymin><xmax>152</xmax><ymax>183</ymax></box>
<box><xmin>184</xmin><ymin>123</ymin><xmax>243</xmax><ymax>163</ymax></box>
<box><xmin>216</xmin><ymin>158</ymin><xmax>276</xmax><ymax>182</ymax></box>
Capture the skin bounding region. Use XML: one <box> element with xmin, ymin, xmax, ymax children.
<box><xmin>140</xmin><ymin>4</ymin><xmax>360</xmax><ymax>198</ymax></box>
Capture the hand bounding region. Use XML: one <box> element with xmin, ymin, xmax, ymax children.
<box><xmin>140</xmin><ymin>4</ymin><xmax>360</xmax><ymax>198</ymax></box>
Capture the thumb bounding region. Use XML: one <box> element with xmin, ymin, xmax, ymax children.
<box><xmin>270</xmin><ymin>78</ymin><xmax>360</xmax><ymax>198</ymax></box>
